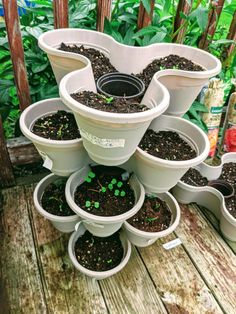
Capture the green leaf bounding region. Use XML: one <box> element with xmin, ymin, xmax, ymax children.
<box><xmin>149</xmin><ymin>31</ymin><xmax>167</xmax><ymax>44</ymax></box>
<box><xmin>196</xmin><ymin>7</ymin><xmax>208</xmax><ymax>32</ymax></box>
<box><xmin>123</xmin><ymin>27</ymin><xmax>135</xmax><ymax>46</ymax></box>
<box><xmin>141</xmin><ymin>0</ymin><xmax>151</xmax><ymax>14</ymax></box>
<box><xmin>192</xmin><ymin>101</ymin><xmax>209</xmax><ymax>113</ymax></box>
<box><xmin>132</xmin><ymin>26</ymin><xmax>159</xmax><ymax>38</ymax></box>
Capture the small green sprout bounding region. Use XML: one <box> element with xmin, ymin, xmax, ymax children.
<box><xmin>145</xmin><ymin>217</ymin><xmax>158</xmax><ymax>223</ymax></box>
<box><xmin>101</xmin><ymin>187</ymin><xmax>106</xmax><ymax>193</ymax></box>
<box><xmin>94</xmin><ymin>202</ymin><xmax>100</xmax><ymax>209</ymax></box>
<box><xmin>106</xmin><ymin>97</ymin><xmax>113</xmax><ymax>104</ymax></box>
<box><xmin>117</xmin><ymin>181</ymin><xmax>123</xmax><ymax>188</ymax></box>
<box><xmin>114</xmin><ymin>189</ymin><xmax>120</xmax><ymax>196</ymax></box>
<box><xmin>155</xmin><ymin>203</ymin><xmax>161</xmax><ymax>210</ymax></box>
<box><xmin>107</xmin><ymin>259</ymin><xmax>113</xmax><ymax>264</ymax></box>
<box><xmin>108</xmin><ymin>183</ymin><xmax>113</xmax><ymax>190</ymax></box>
<box><xmin>85</xmin><ymin>201</ymin><xmax>91</xmax><ymax>208</ymax></box>
<box><xmin>160</xmin><ymin>66</ymin><xmax>165</xmax><ymax>70</ymax></box>
<box><xmin>85</xmin><ymin>177</ymin><xmax>92</xmax><ymax>183</ymax></box>
<box><xmin>111</xmin><ymin>178</ymin><xmax>117</xmax><ymax>185</ymax></box>
<box><xmin>88</xmin><ymin>171</ymin><xmax>95</xmax><ymax>178</ymax></box>
<box><xmin>120</xmin><ymin>191</ymin><xmax>126</xmax><ymax>197</ymax></box>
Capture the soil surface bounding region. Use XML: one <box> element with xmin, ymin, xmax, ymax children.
<box><xmin>59</xmin><ymin>43</ymin><xmax>117</xmax><ymax>80</ymax></box>
<box><xmin>137</xmin><ymin>54</ymin><xmax>205</xmax><ymax>88</ymax></box>
<box><xmin>139</xmin><ymin>130</ymin><xmax>197</xmax><ymax>160</ymax></box>
<box><xmin>74</xmin><ymin>230</ymin><xmax>124</xmax><ymax>271</ymax></box>
<box><xmin>41</xmin><ymin>178</ymin><xmax>75</xmax><ymax>216</ymax></box>
<box><xmin>219</xmin><ymin>162</ymin><xmax>236</xmax><ymax>218</ymax></box>
<box><xmin>32</xmin><ymin>110</ymin><xmax>80</xmax><ymax>140</ymax></box>
<box><xmin>70</xmin><ymin>91</ymin><xmax>148</xmax><ymax>113</ymax></box>
<box><xmin>74</xmin><ymin>165</ymin><xmax>135</xmax><ymax>216</ymax></box>
<box><xmin>13</xmin><ymin>162</ymin><xmax>49</xmax><ymax>178</ymax></box>
<box><xmin>128</xmin><ymin>195</ymin><xmax>172</xmax><ymax>232</ymax></box>
<box><xmin>181</xmin><ymin>168</ymin><xmax>208</xmax><ymax>186</ymax></box>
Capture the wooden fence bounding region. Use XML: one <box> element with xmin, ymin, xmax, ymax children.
<box><xmin>0</xmin><ymin>0</ymin><xmax>235</xmax><ymax>187</ymax></box>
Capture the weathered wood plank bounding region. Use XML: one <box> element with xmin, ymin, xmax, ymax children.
<box><xmin>173</xmin><ymin>0</ymin><xmax>192</xmax><ymax>43</ymax></box>
<box><xmin>198</xmin><ymin>204</ymin><xmax>236</xmax><ymax>254</ymax></box>
<box><xmin>223</xmin><ymin>11</ymin><xmax>236</xmax><ymax>67</ymax></box>
<box><xmin>7</xmin><ymin>136</ymin><xmax>41</xmax><ymax>166</ymax></box>
<box><xmin>96</xmin><ymin>0</ymin><xmax>112</xmax><ymax>32</ymax></box>
<box><xmin>175</xmin><ymin>203</ymin><xmax>236</xmax><ymax>314</ymax></box>
<box><xmin>99</xmin><ymin>247</ymin><xmax>167</xmax><ymax>314</ymax></box>
<box><xmin>137</xmin><ymin>0</ymin><xmax>155</xmax><ymax>30</ymax></box>
<box><xmin>139</xmin><ymin>234</ymin><xmax>223</xmax><ymax>314</ymax></box>
<box><xmin>0</xmin><ymin>117</ymin><xmax>15</xmax><ymax>188</ymax></box>
<box><xmin>0</xmin><ymin>186</ymin><xmax>47</xmax><ymax>313</ymax></box>
<box><xmin>25</xmin><ymin>185</ymin><xmax>108</xmax><ymax>314</ymax></box>
<box><xmin>2</xmin><ymin>0</ymin><xmax>31</xmax><ymax>111</ymax></box>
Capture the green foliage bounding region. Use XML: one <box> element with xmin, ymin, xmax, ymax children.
<box><xmin>183</xmin><ymin>101</ymin><xmax>209</xmax><ymax>133</ymax></box>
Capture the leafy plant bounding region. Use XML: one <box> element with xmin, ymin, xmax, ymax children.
<box><xmin>183</xmin><ymin>100</ymin><xmax>209</xmax><ymax>132</ymax></box>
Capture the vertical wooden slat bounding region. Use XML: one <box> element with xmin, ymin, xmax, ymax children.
<box><xmin>96</xmin><ymin>0</ymin><xmax>112</xmax><ymax>32</ymax></box>
<box><xmin>53</xmin><ymin>0</ymin><xmax>68</xmax><ymax>29</ymax></box>
<box><xmin>198</xmin><ymin>0</ymin><xmax>225</xmax><ymax>50</ymax></box>
<box><xmin>224</xmin><ymin>11</ymin><xmax>236</xmax><ymax>60</ymax></box>
<box><xmin>137</xmin><ymin>0</ymin><xmax>155</xmax><ymax>30</ymax></box>
<box><xmin>2</xmin><ymin>0</ymin><xmax>31</xmax><ymax>111</ymax></box>
<box><xmin>173</xmin><ymin>0</ymin><xmax>193</xmax><ymax>43</ymax></box>
<box><xmin>0</xmin><ymin>117</ymin><xmax>15</xmax><ymax>188</ymax></box>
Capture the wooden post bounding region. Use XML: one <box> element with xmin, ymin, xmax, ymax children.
<box><xmin>137</xmin><ymin>0</ymin><xmax>155</xmax><ymax>30</ymax></box>
<box><xmin>0</xmin><ymin>117</ymin><xmax>15</xmax><ymax>188</ymax></box>
<box><xmin>96</xmin><ymin>0</ymin><xmax>112</xmax><ymax>32</ymax></box>
<box><xmin>173</xmin><ymin>0</ymin><xmax>193</xmax><ymax>43</ymax></box>
<box><xmin>224</xmin><ymin>11</ymin><xmax>236</xmax><ymax>61</ymax></box>
<box><xmin>2</xmin><ymin>0</ymin><xmax>31</xmax><ymax>111</ymax></box>
<box><xmin>53</xmin><ymin>0</ymin><xmax>69</xmax><ymax>29</ymax></box>
<box><xmin>198</xmin><ymin>0</ymin><xmax>225</xmax><ymax>50</ymax></box>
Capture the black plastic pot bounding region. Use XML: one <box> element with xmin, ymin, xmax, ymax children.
<box><xmin>208</xmin><ymin>180</ymin><xmax>234</xmax><ymax>198</ymax></box>
<box><xmin>96</xmin><ymin>72</ymin><xmax>145</xmax><ymax>99</ymax></box>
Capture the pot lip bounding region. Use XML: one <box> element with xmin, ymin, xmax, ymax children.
<box><xmin>135</xmin><ymin>115</ymin><xmax>210</xmax><ymax>168</ymax></box>
<box><xmin>68</xmin><ymin>227</ymin><xmax>132</xmax><ymax>278</ymax></box>
<box><xmin>38</xmin><ymin>28</ymin><xmax>221</xmax><ymax>77</ymax></box>
<box><xmin>123</xmin><ymin>191</ymin><xmax>181</xmax><ymax>237</ymax></box>
<box><xmin>20</xmin><ymin>97</ymin><xmax>82</xmax><ymax>147</ymax></box>
<box><xmin>65</xmin><ymin>170</ymin><xmax>145</xmax><ymax>223</ymax></box>
<box><xmin>34</xmin><ymin>173</ymin><xmax>78</xmax><ymax>222</ymax></box>
<box><xmin>60</xmin><ymin>74</ymin><xmax>170</xmax><ymax>123</ymax></box>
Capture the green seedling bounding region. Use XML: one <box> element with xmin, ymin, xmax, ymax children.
<box><xmin>85</xmin><ymin>177</ymin><xmax>92</xmax><ymax>183</ymax></box>
<box><xmin>101</xmin><ymin>187</ymin><xmax>106</xmax><ymax>193</ymax></box>
<box><xmin>108</xmin><ymin>183</ymin><xmax>113</xmax><ymax>190</ymax></box>
<box><xmin>94</xmin><ymin>202</ymin><xmax>100</xmax><ymax>209</ymax></box>
<box><xmin>85</xmin><ymin>201</ymin><xmax>91</xmax><ymax>208</ymax></box>
<box><xmin>120</xmin><ymin>191</ymin><xmax>126</xmax><ymax>197</ymax></box>
<box><xmin>114</xmin><ymin>189</ymin><xmax>120</xmax><ymax>196</ymax></box>
<box><xmin>107</xmin><ymin>259</ymin><xmax>113</xmax><ymax>264</ymax></box>
<box><xmin>111</xmin><ymin>178</ymin><xmax>117</xmax><ymax>185</ymax></box>
<box><xmin>145</xmin><ymin>217</ymin><xmax>158</xmax><ymax>223</ymax></box>
<box><xmin>106</xmin><ymin>97</ymin><xmax>113</xmax><ymax>104</ymax></box>
<box><xmin>117</xmin><ymin>181</ymin><xmax>123</xmax><ymax>188</ymax></box>
<box><xmin>154</xmin><ymin>203</ymin><xmax>161</xmax><ymax>210</ymax></box>
<box><xmin>160</xmin><ymin>66</ymin><xmax>165</xmax><ymax>70</ymax></box>
<box><xmin>88</xmin><ymin>171</ymin><xmax>95</xmax><ymax>178</ymax></box>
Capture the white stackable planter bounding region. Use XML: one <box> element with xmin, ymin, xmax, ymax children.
<box><xmin>123</xmin><ymin>192</ymin><xmax>180</xmax><ymax>247</ymax></box>
<box><xmin>68</xmin><ymin>223</ymin><xmax>131</xmax><ymax>280</ymax></box>
<box><xmin>65</xmin><ymin>165</ymin><xmax>145</xmax><ymax>237</ymax></box>
<box><xmin>132</xmin><ymin>115</ymin><xmax>210</xmax><ymax>193</ymax></box>
<box><xmin>39</xmin><ymin>28</ymin><xmax>221</xmax><ymax>116</ymax></box>
<box><xmin>19</xmin><ymin>98</ymin><xmax>90</xmax><ymax>176</ymax></box>
<box><xmin>172</xmin><ymin>153</ymin><xmax>236</xmax><ymax>241</ymax></box>
<box><xmin>60</xmin><ymin>72</ymin><xmax>169</xmax><ymax>166</ymax></box>
<box><xmin>34</xmin><ymin>174</ymin><xmax>80</xmax><ymax>233</ymax></box>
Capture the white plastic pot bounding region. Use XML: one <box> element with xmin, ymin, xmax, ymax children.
<box><xmin>65</xmin><ymin>165</ymin><xmax>145</xmax><ymax>237</ymax></box>
<box><xmin>34</xmin><ymin>173</ymin><xmax>80</xmax><ymax>233</ymax></box>
<box><xmin>68</xmin><ymin>223</ymin><xmax>131</xmax><ymax>280</ymax></box>
<box><xmin>132</xmin><ymin>115</ymin><xmax>210</xmax><ymax>193</ymax></box>
<box><xmin>60</xmin><ymin>71</ymin><xmax>169</xmax><ymax>166</ymax></box>
<box><xmin>123</xmin><ymin>192</ymin><xmax>180</xmax><ymax>247</ymax></box>
<box><xmin>19</xmin><ymin>98</ymin><xmax>90</xmax><ymax>176</ymax></box>
<box><xmin>39</xmin><ymin>28</ymin><xmax>221</xmax><ymax>116</ymax></box>
<box><xmin>172</xmin><ymin>153</ymin><xmax>236</xmax><ymax>241</ymax></box>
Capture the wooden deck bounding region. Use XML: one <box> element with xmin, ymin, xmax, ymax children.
<box><xmin>0</xmin><ymin>181</ymin><xmax>236</xmax><ymax>314</ymax></box>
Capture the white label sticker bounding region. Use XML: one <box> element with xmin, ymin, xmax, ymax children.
<box><xmin>80</xmin><ymin>128</ymin><xmax>125</xmax><ymax>148</ymax></box>
<box><xmin>163</xmin><ymin>238</ymin><xmax>182</xmax><ymax>250</ymax></box>
<box><xmin>42</xmin><ymin>155</ymin><xmax>53</xmax><ymax>170</ymax></box>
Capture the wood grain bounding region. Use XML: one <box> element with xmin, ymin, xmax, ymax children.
<box><xmin>137</xmin><ymin>0</ymin><xmax>155</xmax><ymax>30</ymax></box>
<box><xmin>99</xmin><ymin>247</ymin><xmax>167</xmax><ymax>314</ymax></box>
<box><xmin>25</xmin><ymin>185</ymin><xmax>108</xmax><ymax>314</ymax></box>
<box><xmin>2</xmin><ymin>0</ymin><xmax>31</xmax><ymax>111</ymax></box>
<box><xmin>0</xmin><ymin>186</ymin><xmax>47</xmax><ymax>313</ymax></box>
<box><xmin>173</xmin><ymin>0</ymin><xmax>192</xmax><ymax>43</ymax></box>
<box><xmin>96</xmin><ymin>0</ymin><xmax>112</xmax><ymax>32</ymax></box>
<box><xmin>175</xmin><ymin>203</ymin><xmax>236</xmax><ymax>314</ymax></box>
<box><xmin>139</xmin><ymin>234</ymin><xmax>223</xmax><ymax>314</ymax></box>
<box><xmin>53</xmin><ymin>0</ymin><xmax>69</xmax><ymax>28</ymax></box>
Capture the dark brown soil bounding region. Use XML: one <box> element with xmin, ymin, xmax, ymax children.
<box><xmin>181</xmin><ymin>168</ymin><xmax>208</xmax><ymax>186</ymax></box>
<box><xmin>74</xmin><ymin>230</ymin><xmax>124</xmax><ymax>271</ymax></box>
<box><xmin>219</xmin><ymin>162</ymin><xmax>236</xmax><ymax>218</ymax></box>
<box><xmin>41</xmin><ymin>178</ymin><xmax>75</xmax><ymax>216</ymax></box>
<box><xmin>70</xmin><ymin>91</ymin><xmax>148</xmax><ymax>114</ymax></box>
<box><xmin>13</xmin><ymin>161</ymin><xmax>49</xmax><ymax>178</ymax></box>
<box><xmin>128</xmin><ymin>195</ymin><xmax>172</xmax><ymax>232</ymax></box>
<box><xmin>137</xmin><ymin>54</ymin><xmax>205</xmax><ymax>88</ymax></box>
<box><xmin>74</xmin><ymin>165</ymin><xmax>135</xmax><ymax>216</ymax></box>
<box><xmin>139</xmin><ymin>130</ymin><xmax>197</xmax><ymax>160</ymax></box>
<box><xmin>32</xmin><ymin>110</ymin><xmax>80</xmax><ymax>140</ymax></box>
<box><xmin>59</xmin><ymin>43</ymin><xmax>117</xmax><ymax>80</ymax></box>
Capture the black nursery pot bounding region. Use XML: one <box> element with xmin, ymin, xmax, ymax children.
<box><xmin>96</xmin><ymin>72</ymin><xmax>145</xmax><ymax>99</ymax></box>
<box><xmin>208</xmin><ymin>180</ymin><xmax>234</xmax><ymax>198</ymax></box>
